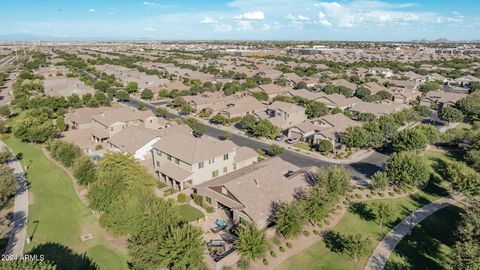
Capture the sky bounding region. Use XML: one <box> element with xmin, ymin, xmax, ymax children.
<box><xmin>1</xmin><ymin>0</ymin><xmax>480</xmax><ymax>41</ymax></box>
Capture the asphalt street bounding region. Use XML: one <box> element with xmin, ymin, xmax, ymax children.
<box><xmin>124</xmin><ymin>98</ymin><xmax>389</xmax><ymax>184</ymax></box>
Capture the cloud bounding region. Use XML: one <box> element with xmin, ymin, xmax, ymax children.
<box><xmin>88</xmin><ymin>9</ymin><xmax>96</xmax><ymax>13</ymax></box>
<box><xmin>234</xmin><ymin>11</ymin><xmax>265</xmax><ymax>20</ymax></box>
<box><xmin>236</xmin><ymin>20</ymin><xmax>253</xmax><ymax>31</ymax></box>
<box><xmin>143</xmin><ymin>1</ymin><xmax>160</xmax><ymax>7</ymax></box>
<box><xmin>143</xmin><ymin>26</ymin><xmax>156</xmax><ymax>32</ymax></box>
<box><xmin>199</xmin><ymin>17</ymin><xmax>218</xmax><ymax>24</ymax></box>
<box><xmin>261</xmin><ymin>24</ymin><xmax>271</xmax><ymax>31</ymax></box>
<box><xmin>314</xmin><ymin>1</ymin><xmax>435</xmax><ymax>28</ymax></box>
<box><xmin>214</xmin><ymin>24</ymin><xmax>233</xmax><ymax>32</ymax></box>
<box><xmin>285</xmin><ymin>14</ymin><xmax>311</xmax><ymax>21</ymax></box>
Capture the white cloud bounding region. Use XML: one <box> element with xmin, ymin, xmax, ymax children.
<box><xmin>315</xmin><ymin>1</ymin><xmax>435</xmax><ymax>28</ymax></box>
<box><xmin>234</xmin><ymin>11</ymin><xmax>265</xmax><ymax>20</ymax></box>
<box><xmin>261</xmin><ymin>24</ymin><xmax>271</xmax><ymax>31</ymax></box>
<box><xmin>214</xmin><ymin>24</ymin><xmax>233</xmax><ymax>32</ymax></box>
<box><xmin>236</xmin><ymin>20</ymin><xmax>253</xmax><ymax>31</ymax></box>
<box><xmin>199</xmin><ymin>17</ymin><xmax>218</xmax><ymax>24</ymax></box>
<box><xmin>143</xmin><ymin>1</ymin><xmax>160</xmax><ymax>7</ymax></box>
<box><xmin>88</xmin><ymin>9</ymin><xmax>96</xmax><ymax>13</ymax></box>
<box><xmin>143</xmin><ymin>26</ymin><xmax>156</xmax><ymax>32</ymax></box>
<box><xmin>285</xmin><ymin>14</ymin><xmax>311</xmax><ymax>21</ymax></box>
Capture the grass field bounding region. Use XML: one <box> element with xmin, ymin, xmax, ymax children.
<box><xmin>177</xmin><ymin>204</ymin><xmax>204</xmax><ymax>222</ymax></box>
<box><xmin>385</xmin><ymin>204</ymin><xmax>462</xmax><ymax>270</ymax></box>
<box><xmin>293</xmin><ymin>142</ymin><xmax>314</xmax><ymax>151</ymax></box>
<box><xmin>276</xmin><ymin>184</ymin><xmax>446</xmax><ymax>270</ymax></box>
<box><xmin>3</xmin><ymin>137</ymin><xmax>129</xmax><ymax>270</ymax></box>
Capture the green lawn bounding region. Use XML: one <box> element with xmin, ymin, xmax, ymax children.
<box><xmin>293</xmin><ymin>142</ymin><xmax>313</xmax><ymax>151</ymax></box>
<box><xmin>385</xmin><ymin>205</ymin><xmax>462</xmax><ymax>270</ymax></box>
<box><xmin>276</xmin><ymin>184</ymin><xmax>446</xmax><ymax>270</ymax></box>
<box><xmin>3</xmin><ymin>137</ymin><xmax>128</xmax><ymax>270</ymax></box>
<box><xmin>177</xmin><ymin>204</ymin><xmax>204</xmax><ymax>222</ymax></box>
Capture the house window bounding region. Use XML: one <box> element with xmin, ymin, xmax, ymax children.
<box><xmin>198</xmin><ymin>162</ymin><xmax>204</xmax><ymax>169</ymax></box>
<box><xmin>206</xmin><ymin>196</ymin><xmax>212</xmax><ymax>204</ymax></box>
<box><xmin>223</xmin><ymin>154</ymin><xmax>229</xmax><ymax>160</ymax></box>
<box><xmin>223</xmin><ymin>167</ymin><xmax>227</xmax><ymax>173</ymax></box>
<box><xmin>175</xmin><ymin>158</ymin><xmax>179</xmax><ymax>165</ymax></box>
<box><xmin>239</xmin><ymin>217</ymin><xmax>249</xmax><ymax>225</ymax></box>
<box><xmin>209</xmin><ymin>158</ymin><xmax>215</xmax><ymax>164</ymax></box>
<box><xmin>156</xmin><ymin>161</ymin><xmax>160</xmax><ymax>167</ymax></box>
<box><xmin>233</xmin><ymin>163</ymin><xmax>237</xmax><ymax>170</ymax></box>
<box><xmin>156</xmin><ymin>150</ymin><xmax>162</xmax><ymax>156</ymax></box>
<box><xmin>212</xmin><ymin>170</ymin><xmax>219</xmax><ymax>178</ymax></box>
<box><xmin>167</xmin><ymin>155</ymin><xmax>172</xmax><ymax>161</ymax></box>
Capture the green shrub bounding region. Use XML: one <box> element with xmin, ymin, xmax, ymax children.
<box><xmin>177</xmin><ymin>193</ymin><xmax>187</xmax><ymax>203</ymax></box>
<box><xmin>286</xmin><ymin>242</ymin><xmax>292</xmax><ymax>248</ymax></box>
<box><xmin>95</xmin><ymin>144</ymin><xmax>103</xmax><ymax>151</ymax></box>
<box><xmin>272</xmin><ymin>237</ymin><xmax>281</xmax><ymax>246</ymax></box>
<box><xmin>206</xmin><ymin>206</ymin><xmax>215</xmax><ymax>213</ymax></box>
<box><xmin>378</xmin><ymin>192</ymin><xmax>385</xmax><ymax>197</ymax></box>
<box><xmin>313</xmin><ymin>229</ymin><xmax>320</xmax><ymax>235</ymax></box>
<box><xmin>270</xmin><ymin>250</ymin><xmax>277</xmax><ymax>257</ymax></box>
<box><xmin>303</xmin><ymin>231</ymin><xmax>310</xmax><ymax>237</ymax></box>
<box><xmin>355</xmin><ymin>194</ymin><xmax>362</xmax><ymax>199</ymax></box>
<box><xmin>262</xmin><ymin>258</ymin><xmax>269</xmax><ymax>266</ymax></box>
<box><xmin>279</xmin><ymin>246</ymin><xmax>285</xmax><ymax>252</ymax></box>
<box><xmin>192</xmin><ymin>194</ymin><xmax>204</xmax><ymax>206</ymax></box>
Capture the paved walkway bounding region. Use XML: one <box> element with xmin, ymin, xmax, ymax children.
<box><xmin>364</xmin><ymin>196</ymin><xmax>462</xmax><ymax>270</ymax></box>
<box><xmin>1</xmin><ymin>140</ymin><xmax>29</xmax><ymax>256</ymax></box>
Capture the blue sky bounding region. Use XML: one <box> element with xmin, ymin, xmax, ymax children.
<box><xmin>1</xmin><ymin>0</ymin><xmax>479</xmax><ymax>41</ymax></box>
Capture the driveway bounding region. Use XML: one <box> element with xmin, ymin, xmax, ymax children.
<box><xmin>1</xmin><ymin>140</ymin><xmax>29</xmax><ymax>256</ymax></box>
<box><xmin>123</xmin><ymin>99</ymin><xmax>388</xmax><ymax>184</ymax></box>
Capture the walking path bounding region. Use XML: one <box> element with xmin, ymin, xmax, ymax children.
<box><xmin>1</xmin><ymin>140</ymin><xmax>29</xmax><ymax>256</ymax></box>
<box><xmin>364</xmin><ymin>195</ymin><xmax>463</xmax><ymax>270</ymax></box>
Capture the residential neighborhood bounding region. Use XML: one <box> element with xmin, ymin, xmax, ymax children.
<box><xmin>0</xmin><ymin>1</ymin><xmax>479</xmax><ymax>270</ymax></box>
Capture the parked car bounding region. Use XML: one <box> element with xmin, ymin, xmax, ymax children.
<box><xmin>275</xmin><ymin>135</ymin><xmax>285</xmax><ymax>141</ymax></box>
<box><xmin>286</xmin><ymin>138</ymin><xmax>299</xmax><ymax>144</ymax></box>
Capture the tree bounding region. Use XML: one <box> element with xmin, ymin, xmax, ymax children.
<box><xmin>457</xmin><ymin>90</ymin><xmax>480</xmax><ymax>121</ymax></box>
<box><xmin>355</xmin><ymin>87</ymin><xmax>371</xmax><ymax>100</ymax></box>
<box><xmin>185</xmin><ymin>118</ymin><xmax>205</xmax><ymax>137</ymax></box>
<box><xmin>252</xmin><ymin>119</ymin><xmax>279</xmax><ymax>139</ymax></box>
<box><xmin>251</xmin><ymin>91</ymin><xmax>269</xmax><ymax>101</ymax></box>
<box><xmin>305</xmin><ymin>101</ymin><xmax>328</xmax><ymax>119</ymax></box>
<box><xmin>73</xmin><ymin>156</ymin><xmax>97</xmax><ymax>185</ymax></box>
<box><xmin>0</xmin><ymin>148</ymin><xmax>12</xmax><ymax>164</ymax></box>
<box><xmin>439</xmin><ymin>106</ymin><xmax>464</xmax><ymax>124</ymax></box>
<box><xmin>12</xmin><ymin>109</ymin><xmax>57</xmax><ymax>143</ymax></box>
<box><xmin>315</xmin><ymin>166</ymin><xmax>351</xmax><ymax>196</ymax></box>
<box><xmin>239</xmin><ymin>115</ymin><xmax>257</xmax><ymax>133</ymax></box>
<box><xmin>125</xmin><ymin>82</ymin><xmax>139</xmax><ymax>93</ymax></box>
<box><xmin>0</xmin><ymin>259</ymin><xmax>57</xmax><ymax>269</ymax></box>
<box><xmin>392</xmin><ymin>128</ymin><xmax>428</xmax><ymax>152</ymax></box>
<box><xmin>419</xmin><ymin>81</ymin><xmax>441</xmax><ymax>94</ymax></box>
<box><xmin>341</xmin><ymin>127</ymin><xmax>369</xmax><ymax>148</ymax></box>
<box><xmin>115</xmin><ymin>90</ymin><xmax>129</xmax><ymax>101</ymax></box>
<box><xmin>449</xmin><ymin>204</ymin><xmax>480</xmax><ymax>270</ymax></box>
<box><xmin>0</xmin><ymin>166</ymin><xmax>16</xmax><ymax>204</ymax></box>
<box><xmin>296</xmin><ymin>81</ymin><xmax>308</xmax><ymax>89</ymax></box>
<box><xmin>267</xmin><ymin>144</ymin><xmax>284</xmax><ymax>156</ymax></box>
<box><xmin>302</xmin><ymin>185</ymin><xmax>333</xmax><ymax>223</ymax></box>
<box><xmin>56</xmin><ymin>115</ymin><xmax>66</xmax><ymax>132</ymax></box>
<box><xmin>370</xmin><ymin>172</ymin><xmax>388</xmax><ymax>190</ymax></box>
<box><xmin>414</xmin><ymin>105</ymin><xmax>431</xmax><ymax>118</ymax></box>
<box><xmin>316</xmin><ymin>139</ymin><xmax>333</xmax><ymax>153</ymax></box>
<box><xmin>466</xmin><ymin>149</ymin><xmax>480</xmax><ymax>172</ymax></box>
<box><xmin>235</xmin><ymin>223</ymin><xmax>269</xmax><ymax>260</ymax></box>
<box><xmin>275</xmin><ymin>202</ymin><xmax>305</xmax><ymax>238</ymax></box>
<box><xmin>210</xmin><ymin>114</ymin><xmax>227</xmax><ymax>125</ymax></box>
<box><xmin>93</xmin><ymin>92</ymin><xmax>110</xmax><ymax>106</ymax></box>
<box><xmin>47</xmin><ymin>140</ymin><xmax>82</xmax><ymax>167</ymax></box>
<box><xmin>154</xmin><ymin>107</ymin><xmax>167</xmax><ymax>117</ymax></box>
<box><xmin>342</xmin><ymin>233</ymin><xmax>371</xmax><ymax>262</ymax></box>
<box><xmin>179</xmin><ymin>104</ymin><xmax>195</xmax><ymax>115</ymax></box>
<box><xmin>369</xmin><ymin>202</ymin><xmax>394</xmax><ymax>227</ymax></box>
<box><xmin>384</xmin><ymin>151</ymin><xmax>430</xmax><ymax>188</ymax></box>
<box><xmin>141</xmin><ymin>88</ymin><xmax>154</xmax><ymax>100</ymax></box>
<box><xmin>442</xmin><ymin>161</ymin><xmax>480</xmax><ymax>197</ymax></box>
<box><xmin>94</xmin><ymin>80</ymin><xmax>110</xmax><ymax>91</ymax></box>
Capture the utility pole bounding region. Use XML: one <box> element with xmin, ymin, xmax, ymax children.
<box><xmin>12</xmin><ymin>40</ymin><xmax>18</xmax><ymax>62</ymax></box>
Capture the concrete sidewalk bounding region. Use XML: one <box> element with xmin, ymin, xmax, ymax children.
<box><xmin>1</xmin><ymin>140</ymin><xmax>29</xmax><ymax>256</ymax></box>
<box><xmin>364</xmin><ymin>196</ymin><xmax>462</xmax><ymax>270</ymax></box>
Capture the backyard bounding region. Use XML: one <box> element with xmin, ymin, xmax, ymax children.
<box><xmin>177</xmin><ymin>204</ymin><xmax>204</xmax><ymax>222</ymax></box>
<box><xmin>3</xmin><ymin>136</ymin><xmax>129</xmax><ymax>270</ymax></box>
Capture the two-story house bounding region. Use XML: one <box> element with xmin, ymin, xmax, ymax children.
<box><xmin>255</xmin><ymin>101</ymin><xmax>306</xmax><ymax>130</ymax></box>
<box><xmin>151</xmin><ymin>133</ymin><xmax>258</xmax><ymax>190</ymax></box>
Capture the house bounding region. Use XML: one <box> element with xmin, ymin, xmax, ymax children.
<box><xmin>316</xmin><ymin>94</ymin><xmax>361</xmax><ymax>110</ymax></box>
<box><xmin>389</xmin><ymin>87</ymin><xmax>421</xmax><ymax>104</ymax></box>
<box><xmin>288</xmin><ymin>89</ymin><xmax>326</xmax><ymax>101</ymax></box>
<box><xmin>363</xmin><ymin>82</ymin><xmax>388</xmax><ymax>95</ymax></box>
<box><xmin>454</xmin><ymin>75</ymin><xmax>480</xmax><ymax>87</ymax></box>
<box><xmin>329</xmin><ymin>79</ymin><xmax>357</xmax><ymax>91</ymax></box>
<box><xmin>195</xmin><ymin>157</ymin><xmax>313</xmax><ymax>228</ymax></box>
<box><xmin>420</xmin><ymin>91</ymin><xmax>467</xmax><ymax>108</ymax></box>
<box><xmin>348</xmin><ymin>101</ymin><xmax>409</xmax><ymax>116</ymax></box>
<box><xmin>65</xmin><ymin>107</ymin><xmax>115</xmax><ymax>130</ymax></box>
<box><xmin>256</xmin><ymin>101</ymin><xmax>306</xmax><ymax>130</ymax></box>
<box><xmin>43</xmin><ymin>77</ymin><xmax>95</xmax><ymax>97</ymax></box>
<box><xmin>252</xmin><ymin>84</ymin><xmax>293</xmax><ymax>99</ymax></box>
<box><xmin>152</xmin><ymin>134</ymin><xmax>258</xmax><ymax>190</ymax></box>
<box><xmin>368</xmin><ymin>68</ymin><xmax>394</xmax><ymax>78</ymax></box>
<box><xmin>287</xmin><ymin>121</ymin><xmax>316</xmax><ymax>141</ymax></box>
<box><xmin>219</xmin><ymin>96</ymin><xmax>267</xmax><ymax>119</ymax></box>
<box><xmin>107</xmin><ymin>124</ymin><xmax>190</xmax><ymax>160</ymax></box>
<box><xmin>91</xmin><ymin>107</ymin><xmax>161</xmax><ymax>142</ymax></box>
<box><xmin>311</xmin><ymin>113</ymin><xmax>362</xmax><ymax>146</ymax></box>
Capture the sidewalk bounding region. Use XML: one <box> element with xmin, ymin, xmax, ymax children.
<box><xmin>1</xmin><ymin>140</ymin><xmax>28</xmax><ymax>256</ymax></box>
<box><xmin>364</xmin><ymin>195</ymin><xmax>463</xmax><ymax>270</ymax></box>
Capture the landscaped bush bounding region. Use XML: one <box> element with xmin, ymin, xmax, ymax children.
<box><xmin>303</xmin><ymin>231</ymin><xmax>310</xmax><ymax>237</ymax></box>
<box><xmin>72</xmin><ymin>156</ymin><xmax>96</xmax><ymax>185</ymax></box>
<box><xmin>270</xmin><ymin>250</ymin><xmax>277</xmax><ymax>257</ymax></box>
<box><xmin>313</xmin><ymin>229</ymin><xmax>320</xmax><ymax>235</ymax></box>
<box><xmin>46</xmin><ymin>140</ymin><xmax>82</xmax><ymax>167</ymax></box>
<box><xmin>206</xmin><ymin>206</ymin><xmax>215</xmax><ymax>213</ymax></box>
<box><xmin>279</xmin><ymin>246</ymin><xmax>285</xmax><ymax>252</ymax></box>
<box><xmin>272</xmin><ymin>237</ymin><xmax>281</xmax><ymax>246</ymax></box>
<box><xmin>286</xmin><ymin>242</ymin><xmax>292</xmax><ymax>248</ymax></box>
<box><xmin>262</xmin><ymin>258</ymin><xmax>269</xmax><ymax>266</ymax></box>
<box><xmin>0</xmin><ymin>148</ymin><xmax>12</xmax><ymax>164</ymax></box>
<box><xmin>177</xmin><ymin>193</ymin><xmax>187</xmax><ymax>203</ymax></box>
<box><xmin>95</xmin><ymin>144</ymin><xmax>103</xmax><ymax>151</ymax></box>
<box><xmin>192</xmin><ymin>194</ymin><xmax>204</xmax><ymax>206</ymax></box>
<box><xmin>355</xmin><ymin>194</ymin><xmax>362</xmax><ymax>199</ymax></box>
<box><xmin>164</xmin><ymin>188</ymin><xmax>176</xmax><ymax>196</ymax></box>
